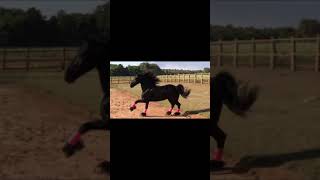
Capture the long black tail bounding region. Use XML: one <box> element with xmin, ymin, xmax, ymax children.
<box><xmin>212</xmin><ymin>71</ymin><xmax>259</xmax><ymax>117</ymax></box>
<box><xmin>176</xmin><ymin>84</ymin><xmax>191</xmax><ymax>98</ymax></box>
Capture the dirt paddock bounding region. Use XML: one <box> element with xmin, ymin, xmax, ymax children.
<box><xmin>0</xmin><ymin>83</ymin><xmax>109</xmax><ymax>180</ymax></box>
<box><xmin>1</xmin><ymin>67</ymin><xmax>320</xmax><ymax>179</ymax></box>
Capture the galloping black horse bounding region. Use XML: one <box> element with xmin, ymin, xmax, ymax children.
<box><xmin>62</xmin><ymin>37</ymin><xmax>110</xmax><ymax>173</ymax></box>
<box><xmin>129</xmin><ymin>72</ymin><xmax>191</xmax><ymax>116</ymax></box>
<box><xmin>210</xmin><ymin>71</ymin><xmax>259</xmax><ymax>167</ymax></box>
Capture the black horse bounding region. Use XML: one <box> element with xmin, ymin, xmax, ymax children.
<box><xmin>129</xmin><ymin>72</ymin><xmax>191</xmax><ymax>116</ymax></box>
<box><xmin>210</xmin><ymin>71</ymin><xmax>259</xmax><ymax>168</ymax></box>
<box><xmin>62</xmin><ymin>37</ymin><xmax>110</xmax><ymax>173</ymax></box>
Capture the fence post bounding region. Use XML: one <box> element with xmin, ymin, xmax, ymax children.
<box><xmin>251</xmin><ymin>38</ymin><xmax>256</xmax><ymax>68</ymax></box>
<box><xmin>315</xmin><ymin>34</ymin><xmax>320</xmax><ymax>72</ymax></box>
<box><xmin>194</xmin><ymin>74</ymin><xmax>196</xmax><ymax>84</ymax></box>
<box><xmin>270</xmin><ymin>37</ymin><xmax>275</xmax><ymax>70</ymax></box>
<box><xmin>183</xmin><ymin>74</ymin><xmax>185</xmax><ymax>83</ymax></box>
<box><xmin>290</xmin><ymin>37</ymin><xmax>296</xmax><ymax>72</ymax></box>
<box><xmin>201</xmin><ymin>74</ymin><xmax>203</xmax><ymax>84</ymax></box>
<box><xmin>61</xmin><ymin>47</ymin><xmax>66</xmax><ymax>71</ymax></box>
<box><xmin>26</xmin><ymin>47</ymin><xmax>30</xmax><ymax>71</ymax></box>
<box><xmin>2</xmin><ymin>48</ymin><xmax>6</xmax><ymax>70</ymax></box>
<box><xmin>188</xmin><ymin>74</ymin><xmax>190</xmax><ymax>83</ymax></box>
<box><xmin>218</xmin><ymin>39</ymin><xmax>223</xmax><ymax>67</ymax></box>
<box><xmin>233</xmin><ymin>39</ymin><xmax>238</xmax><ymax>67</ymax></box>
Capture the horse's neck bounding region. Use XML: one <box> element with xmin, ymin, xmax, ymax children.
<box><xmin>140</xmin><ymin>83</ymin><xmax>155</xmax><ymax>92</ymax></box>
<box><xmin>96</xmin><ymin>62</ymin><xmax>108</xmax><ymax>94</ymax></box>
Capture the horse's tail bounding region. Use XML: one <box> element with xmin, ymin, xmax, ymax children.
<box><xmin>213</xmin><ymin>71</ymin><xmax>259</xmax><ymax>117</ymax></box>
<box><xmin>176</xmin><ymin>84</ymin><xmax>191</xmax><ymax>98</ymax></box>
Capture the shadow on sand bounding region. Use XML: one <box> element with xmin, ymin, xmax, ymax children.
<box><xmin>217</xmin><ymin>148</ymin><xmax>320</xmax><ymax>174</ymax></box>
<box><xmin>182</xmin><ymin>108</ymin><xmax>210</xmax><ymax>116</ymax></box>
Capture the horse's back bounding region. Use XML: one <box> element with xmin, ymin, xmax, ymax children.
<box><xmin>141</xmin><ymin>84</ymin><xmax>178</xmax><ymax>101</ymax></box>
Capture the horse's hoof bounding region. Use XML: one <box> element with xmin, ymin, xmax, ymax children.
<box><xmin>129</xmin><ymin>106</ymin><xmax>136</xmax><ymax>111</ymax></box>
<box><xmin>173</xmin><ymin>112</ymin><xmax>181</xmax><ymax>116</ymax></box>
<box><xmin>210</xmin><ymin>160</ymin><xmax>225</xmax><ymax>170</ymax></box>
<box><xmin>141</xmin><ymin>112</ymin><xmax>147</xmax><ymax>116</ymax></box>
<box><xmin>166</xmin><ymin>111</ymin><xmax>172</xmax><ymax>115</ymax></box>
<box><xmin>96</xmin><ymin>161</ymin><xmax>110</xmax><ymax>174</ymax></box>
<box><xmin>62</xmin><ymin>140</ymin><xmax>84</xmax><ymax>158</ymax></box>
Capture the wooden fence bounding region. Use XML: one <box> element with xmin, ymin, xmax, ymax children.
<box><xmin>211</xmin><ymin>36</ymin><xmax>320</xmax><ymax>72</ymax></box>
<box><xmin>110</xmin><ymin>73</ymin><xmax>210</xmax><ymax>85</ymax></box>
<box><xmin>0</xmin><ymin>47</ymin><xmax>78</xmax><ymax>71</ymax></box>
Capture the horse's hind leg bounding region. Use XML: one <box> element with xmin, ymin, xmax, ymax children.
<box><xmin>63</xmin><ymin>119</ymin><xmax>108</xmax><ymax>157</ymax></box>
<box><xmin>141</xmin><ymin>101</ymin><xmax>149</xmax><ymax>116</ymax></box>
<box><xmin>173</xmin><ymin>101</ymin><xmax>181</xmax><ymax>116</ymax></box>
<box><xmin>166</xmin><ymin>99</ymin><xmax>175</xmax><ymax>115</ymax></box>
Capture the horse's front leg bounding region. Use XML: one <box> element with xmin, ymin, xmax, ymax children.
<box><xmin>129</xmin><ymin>99</ymin><xmax>144</xmax><ymax>111</ymax></box>
<box><xmin>141</xmin><ymin>101</ymin><xmax>149</xmax><ymax>116</ymax></box>
<box><xmin>63</xmin><ymin>118</ymin><xmax>108</xmax><ymax>157</ymax></box>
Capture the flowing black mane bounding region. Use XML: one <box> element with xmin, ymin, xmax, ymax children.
<box><xmin>140</xmin><ymin>72</ymin><xmax>160</xmax><ymax>86</ymax></box>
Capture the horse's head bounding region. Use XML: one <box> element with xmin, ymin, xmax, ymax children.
<box><xmin>65</xmin><ymin>37</ymin><xmax>108</xmax><ymax>83</ymax></box>
<box><xmin>130</xmin><ymin>72</ymin><xmax>160</xmax><ymax>88</ymax></box>
<box><xmin>130</xmin><ymin>74</ymin><xmax>143</xmax><ymax>88</ymax></box>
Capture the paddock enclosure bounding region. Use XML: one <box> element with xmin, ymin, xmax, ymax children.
<box><xmin>210</xmin><ymin>67</ymin><xmax>320</xmax><ymax>180</ymax></box>
<box><xmin>0</xmin><ymin>47</ymin><xmax>78</xmax><ymax>71</ymax></box>
<box><xmin>110</xmin><ymin>73</ymin><xmax>210</xmax><ymax>85</ymax></box>
<box><xmin>0</xmin><ymin>71</ymin><xmax>108</xmax><ymax>180</ymax></box>
<box><xmin>109</xmin><ymin>73</ymin><xmax>211</xmax><ymax>119</ymax></box>
<box><xmin>211</xmin><ymin>36</ymin><xmax>320</xmax><ymax>72</ymax></box>
<box><xmin>110</xmin><ymin>81</ymin><xmax>210</xmax><ymax>119</ymax></box>
<box><xmin>1</xmin><ymin>40</ymin><xmax>320</xmax><ymax>179</ymax></box>
<box><xmin>2</xmin><ymin>69</ymin><xmax>320</xmax><ymax>179</ymax></box>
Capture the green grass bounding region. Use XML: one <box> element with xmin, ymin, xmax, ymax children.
<box><xmin>111</xmin><ymin>83</ymin><xmax>210</xmax><ymax>118</ymax></box>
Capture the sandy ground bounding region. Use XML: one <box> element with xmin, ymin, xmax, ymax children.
<box><xmin>110</xmin><ymin>88</ymin><xmax>206</xmax><ymax>119</ymax></box>
<box><xmin>211</xmin><ymin>157</ymin><xmax>304</xmax><ymax>180</ymax></box>
<box><xmin>0</xmin><ymin>83</ymin><xmax>109</xmax><ymax>180</ymax></box>
<box><xmin>0</xmin><ymin>76</ymin><xmax>309</xmax><ymax>180</ymax></box>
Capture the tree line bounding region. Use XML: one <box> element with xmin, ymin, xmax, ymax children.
<box><xmin>211</xmin><ymin>19</ymin><xmax>320</xmax><ymax>41</ymax></box>
<box><xmin>3</xmin><ymin>2</ymin><xmax>318</xmax><ymax>45</ymax></box>
<box><xmin>110</xmin><ymin>63</ymin><xmax>210</xmax><ymax>76</ymax></box>
<box><xmin>0</xmin><ymin>2</ymin><xmax>109</xmax><ymax>46</ymax></box>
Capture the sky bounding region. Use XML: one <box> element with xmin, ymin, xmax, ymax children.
<box><xmin>0</xmin><ymin>0</ymin><xmax>107</xmax><ymax>18</ymax></box>
<box><xmin>1</xmin><ymin>0</ymin><xmax>318</xmax><ymax>30</ymax></box>
<box><xmin>211</xmin><ymin>0</ymin><xmax>320</xmax><ymax>27</ymax></box>
<box><xmin>110</xmin><ymin>61</ymin><xmax>210</xmax><ymax>70</ymax></box>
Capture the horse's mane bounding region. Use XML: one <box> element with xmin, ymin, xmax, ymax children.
<box><xmin>141</xmin><ymin>71</ymin><xmax>160</xmax><ymax>86</ymax></box>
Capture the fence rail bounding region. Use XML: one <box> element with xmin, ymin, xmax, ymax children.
<box><xmin>110</xmin><ymin>73</ymin><xmax>210</xmax><ymax>85</ymax></box>
<box><xmin>0</xmin><ymin>47</ymin><xmax>78</xmax><ymax>71</ymax></box>
<box><xmin>211</xmin><ymin>36</ymin><xmax>320</xmax><ymax>72</ymax></box>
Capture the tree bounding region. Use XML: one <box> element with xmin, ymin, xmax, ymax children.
<box><xmin>298</xmin><ymin>19</ymin><xmax>320</xmax><ymax>37</ymax></box>
<box><xmin>139</xmin><ymin>62</ymin><xmax>164</xmax><ymax>75</ymax></box>
<box><xmin>203</xmin><ymin>68</ymin><xmax>210</xmax><ymax>73</ymax></box>
<box><xmin>127</xmin><ymin>65</ymin><xmax>143</xmax><ymax>75</ymax></box>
